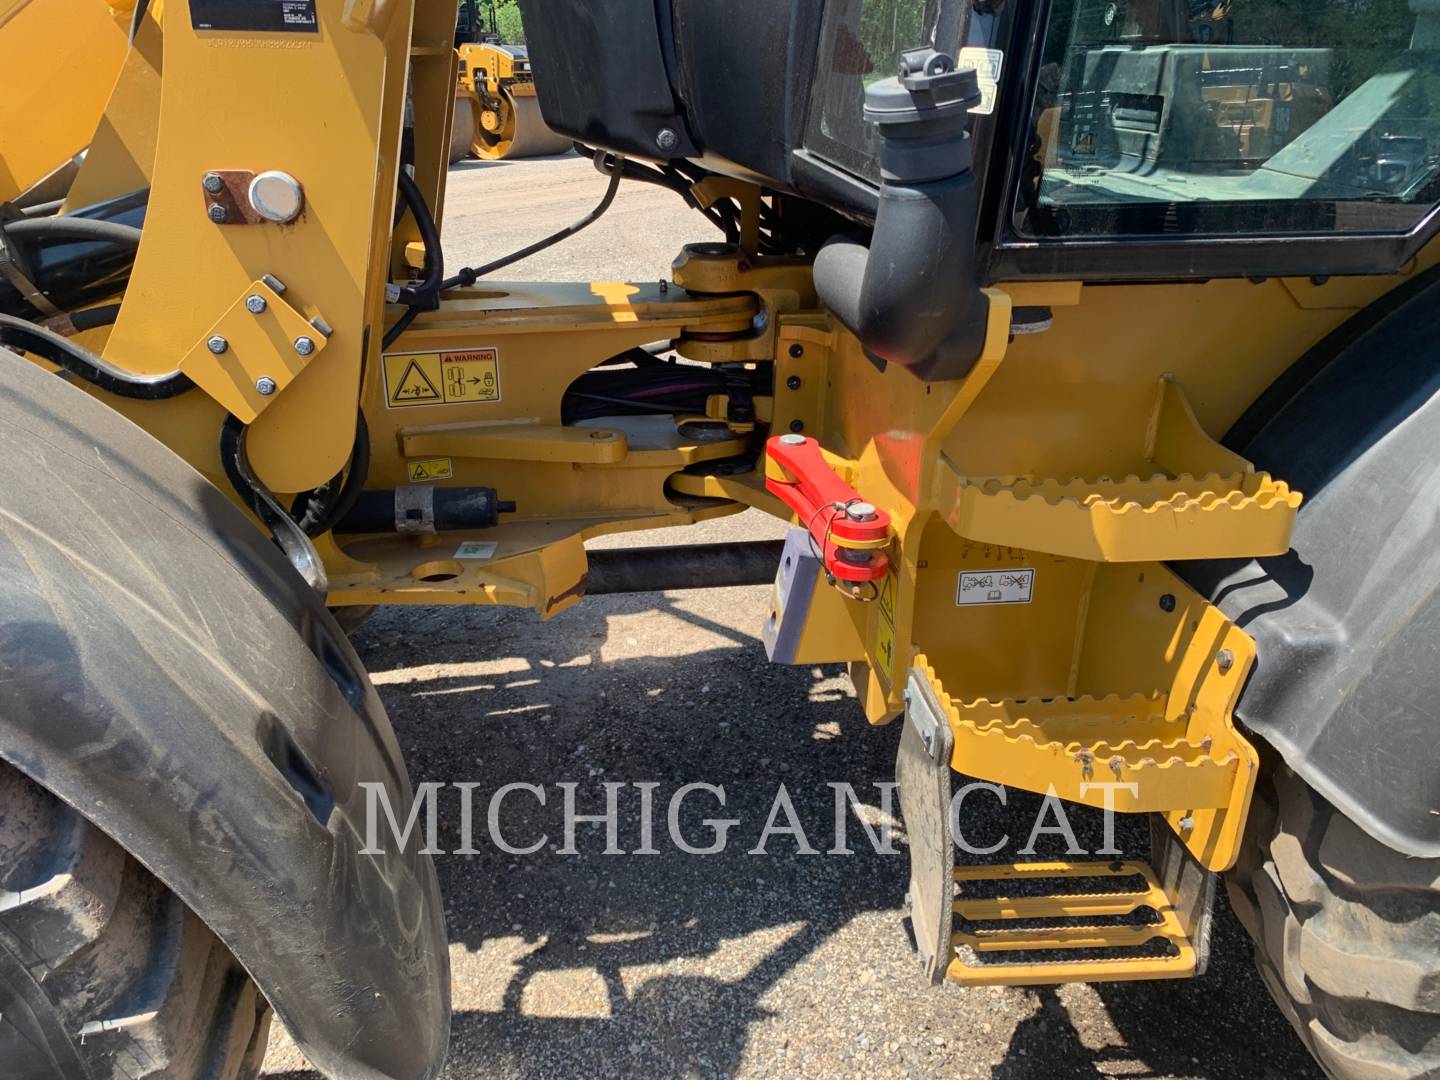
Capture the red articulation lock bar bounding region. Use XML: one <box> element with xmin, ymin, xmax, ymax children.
<box><xmin>764</xmin><ymin>433</ymin><xmax>891</xmax><ymax>585</ymax></box>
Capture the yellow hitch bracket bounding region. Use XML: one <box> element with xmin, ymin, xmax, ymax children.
<box><xmin>177</xmin><ymin>280</ymin><xmax>328</xmax><ymax>424</ymax></box>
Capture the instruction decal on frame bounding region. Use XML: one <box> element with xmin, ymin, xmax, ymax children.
<box><xmin>190</xmin><ymin>0</ymin><xmax>319</xmax><ymax>33</ymax></box>
<box><xmin>383</xmin><ymin>349</ymin><xmax>501</xmax><ymax>408</ymax></box>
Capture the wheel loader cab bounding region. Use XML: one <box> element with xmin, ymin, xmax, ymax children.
<box><xmin>527</xmin><ymin>0</ymin><xmax>1440</xmax><ymax>277</ymax></box>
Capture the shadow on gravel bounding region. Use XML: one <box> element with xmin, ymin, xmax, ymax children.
<box><xmin>267</xmin><ymin>592</ymin><xmax>1319</xmax><ymax>1080</ymax></box>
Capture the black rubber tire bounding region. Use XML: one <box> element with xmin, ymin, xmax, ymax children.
<box><xmin>0</xmin><ymin>765</ymin><xmax>271</xmax><ymax>1080</ymax></box>
<box><xmin>1227</xmin><ymin>764</ymin><xmax>1440</xmax><ymax>1080</ymax></box>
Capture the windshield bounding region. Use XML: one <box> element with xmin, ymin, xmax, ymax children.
<box><xmin>1017</xmin><ymin>0</ymin><xmax>1440</xmax><ymax>238</ymax></box>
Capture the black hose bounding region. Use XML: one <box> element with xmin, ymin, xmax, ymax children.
<box><xmin>20</xmin><ymin>199</ymin><xmax>64</xmax><ymax>218</ymax></box>
<box><xmin>0</xmin><ymin>313</ymin><xmax>191</xmax><ymax>399</ymax></box>
<box><xmin>305</xmin><ymin>411</ymin><xmax>371</xmax><ymax>537</ymax></box>
<box><xmin>442</xmin><ymin>151</ymin><xmax>623</xmax><ymax>289</ymax></box>
<box><xmin>2</xmin><ymin>217</ymin><xmax>142</xmax><ymax>248</ymax></box>
<box><xmin>219</xmin><ymin>415</ymin><xmax>328</xmax><ymax>591</ymax></box>
<box><xmin>381</xmin><ymin>305</ymin><xmax>418</xmax><ymax>350</ymax></box>
<box><xmin>392</xmin><ymin>169</ymin><xmax>443</xmax><ymax>306</ymax></box>
<box><xmin>65</xmin><ymin>304</ymin><xmax>122</xmax><ymax>333</ymax></box>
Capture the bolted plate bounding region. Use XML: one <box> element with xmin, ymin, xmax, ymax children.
<box><xmin>178</xmin><ymin>279</ymin><xmax>327</xmax><ymax>423</ymax></box>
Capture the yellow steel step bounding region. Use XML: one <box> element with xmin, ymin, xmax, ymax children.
<box><xmin>933</xmin><ymin>377</ymin><xmax>1302</xmax><ymax>562</ymax></box>
<box><xmin>912</xmin><ymin>617</ymin><xmax>1259</xmax><ymax>873</ymax></box>
<box><xmin>945</xmin><ymin>861</ymin><xmax>1196</xmax><ymax>986</ymax></box>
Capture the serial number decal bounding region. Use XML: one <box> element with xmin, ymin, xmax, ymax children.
<box><xmin>191</xmin><ymin>0</ymin><xmax>319</xmax><ymax>33</ymax></box>
<box><xmin>454</xmin><ymin>541</ymin><xmax>498</xmax><ymax>560</ymax></box>
<box><xmin>383</xmin><ymin>349</ymin><xmax>501</xmax><ymax>409</ymax></box>
<box><xmin>956</xmin><ymin>567</ymin><xmax>1035</xmax><ymax>607</ymax></box>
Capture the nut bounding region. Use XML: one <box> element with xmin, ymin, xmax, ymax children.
<box><xmin>255</xmin><ymin>376</ymin><xmax>277</xmax><ymax>396</ymax></box>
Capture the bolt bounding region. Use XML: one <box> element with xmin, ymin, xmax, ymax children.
<box><xmin>788</xmin><ymin>419</ymin><xmax>804</xmax><ymax>434</ymax></box>
<box><xmin>658</xmin><ymin>279</ymin><xmax>669</xmax><ymax>294</ymax></box>
<box><xmin>656</xmin><ymin>127</ymin><xmax>680</xmax><ymax>153</ymax></box>
<box><xmin>206</xmin><ymin>335</ymin><xmax>228</xmax><ymax>355</ymax></box>
<box><xmin>255</xmin><ymin>376</ymin><xmax>277</xmax><ymax>396</ymax></box>
<box><xmin>786</xmin><ymin>375</ymin><xmax>802</xmax><ymax>390</ymax></box>
<box><xmin>293</xmin><ymin>336</ymin><xmax>316</xmax><ymax>357</ymax></box>
<box><xmin>1216</xmin><ymin>649</ymin><xmax>1234</xmax><ymax>674</ymax></box>
<box><xmin>1177</xmin><ymin>815</ymin><xmax>1195</xmax><ymax>833</ymax></box>
<box><xmin>207</xmin><ymin>204</ymin><xmax>228</xmax><ymax>224</ymax></box>
<box><xmin>902</xmin><ymin>687</ymin><xmax>912</xmax><ymax>704</ymax></box>
<box><xmin>778</xmin><ymin>433</ymin><xmax>806</xmax><ymax>446</ymax></box>
<box><xmin>751</xmin><ymin>310</ymin><xmax>769</xmax><ymax>333</ymax></box>
<box><xmin>1158</xmin><ymin>593</ymin><xmax>1176</xmax><ymax>612</ymax></box>
<box><xmin>202</xmin><ymin>173</ymin><xmax>225</xmax><ymax>194</ymax></box>
<box><xmin>245</xmin><ymin>294</ymin><xmax>268</xmax><ymax>315</ymax></box>
<box><xmin>789</xmin><ymin>343</ymin><xmax>805</xmax><ymax>359</ymax></box>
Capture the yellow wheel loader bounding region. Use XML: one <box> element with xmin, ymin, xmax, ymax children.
<box><xmin>0</xmin><ymin>1</ymin><xmax>1437</xmax><ymax>1078</ymax></box>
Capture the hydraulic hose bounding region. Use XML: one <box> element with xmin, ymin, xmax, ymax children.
<box><xmin>220</xmin><ymin>415</ymin><xmax>327</xmax><ymax>593</ymax></box>
<box><xmin>2</xmin><ymin>217</ymin><xmax>142</xmax><ymax>248</ymax></box>
<box><xmin>391</xmin><ymin>169</ymin><xmax>443</xmax><ymax>307</ymax></box>
<box><xmin>67</xmin><ymin>303</ymin><xmax>122</xmax><ymax>332</ymax></box>
<box><xmin>441</xmin><ymin>150</ymin><xmax>623</xmax><ymax>288</ymax></box>
<box><xmin>0</xmin><ymin>313</ymin><xmax>191</xmax><ymax>399</ymax></box>
<box><xmin>293</xmin><ymin>410</ymin><xmax>371</xmax><ymax>537</ymax></box>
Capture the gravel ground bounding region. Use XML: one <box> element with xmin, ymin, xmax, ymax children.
<box><xmin>261</xmin><ymin>153</ymin><xmax>1321</xmax><ymax>1080</ymax></box>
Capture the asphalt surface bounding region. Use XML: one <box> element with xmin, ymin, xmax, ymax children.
<box><xmin>261</xmin><ymin>152</ymin><xmax>1321</xmax><ymax>1080</ymax></box>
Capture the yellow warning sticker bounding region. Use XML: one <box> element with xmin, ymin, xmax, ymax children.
<box><xmin>383</xmin><ymin>349</ymin><xmax>501</xmax><ymax>408</ymax></box>
<box><xmin>874</xmin><ymin>568</ymin><xmax>898</xmax><ymax>685</ymax></box>
<box><xmin>874</xmin><ymin>614</ymin><xmax>896</xmax><ymax>686</ymax></box>
<box><xmin>877</xmin><ymin>571</ymin><xmax>896</xmax><ymax>628</ymax></box>
<box><xmin>406</xmin><ymin>458</ymin><xmax>453</xmax><ymax>482</ymax></box>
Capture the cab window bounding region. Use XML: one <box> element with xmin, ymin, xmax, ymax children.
<box><xmin>1016</xmin><ymin>0</ymin><xmax>1440</xmax><ymax>238</ymax></box>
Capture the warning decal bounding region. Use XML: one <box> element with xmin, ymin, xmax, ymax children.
<box><xmin>407</xmin><ymin>458</ymin><xmax>453</xmax><ymax>482</ymax></box>
<box><xmin>383</xmin><ymin>349</ymin><xmax>501</xmax><ymax>409</ymax></box>
<box><xmin>874</xmin><ymin>569</ymin><xmax>898</xmax><ymax>685</ymax></box>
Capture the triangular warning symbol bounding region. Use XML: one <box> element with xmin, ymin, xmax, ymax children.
<box><xmin>394</xmin><ymin>360</ymin><xmax>440</xmax><ymax>402</ymax></box>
